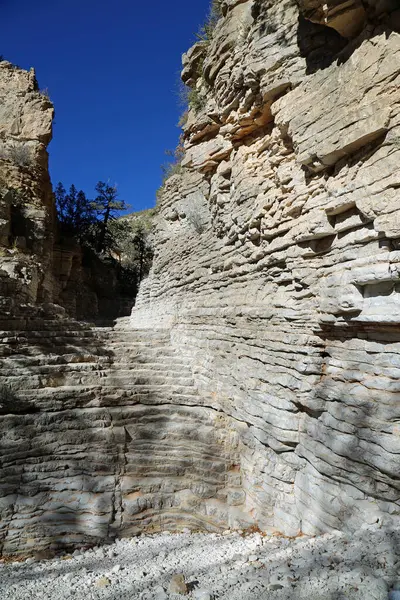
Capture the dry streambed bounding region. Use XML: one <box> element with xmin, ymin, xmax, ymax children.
<box><xmin>1</xmin><ymin>527</ymin><xmax>400</xmax><ymax>600</ymax></box>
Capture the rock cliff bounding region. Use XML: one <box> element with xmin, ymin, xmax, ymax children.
<box><xmin>0</xmin><ymin>61</ymin><xmax>55</xmax><ymax>314</ymax></box>
<box><xmin>133</xmin><ymin>0</ymin><xmax>400</xmax><ymax>536</ymax></box>
<box><xmin>1</xmin><ymin>0</ymin><xmax>400</xmax><ymax>556</ymax></box>
<box><xmin>0</xmin><ymin>62</ymin><xmax>137</xmax><ymax>322</ymax></box>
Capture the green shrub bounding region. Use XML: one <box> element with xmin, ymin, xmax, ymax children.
<box><xmin>8</xmin><ymin>143</ymin><xmax>33</xmax><ymax>168</ymax></box>
<box><xmin>158</xmin><ymin>134</ymin><xmax>186</xmax><ymax>195</ymax></box>
<box><xmin>40</xmin><ymin>87</ymin><xmax>51</xmax><ymax>101</ymax></box>
<box><xmin>179</xmin><ymin>84</ymin><xmax>206</xmax><ymax>115</ymax></box>
<box><xmin>188</xmin><ymin>89</ymin><xmax>206</xmax><ymax>113</ymax></box>
<box><xmin>108</xmin><ymin>216</ymin><xmax>154</xmax><ymax>285</ymax></box>
<box><xmin>178</xmin><ymin>110</ymin><xmax>189</xmax><ymax>128</ymax></box>
<box><xmin>186</xmin><ymin>201</ymin><xmax>205</xmax><ymax>234</ymax></box>
<box><xmin>161</xmin><ymin>161</ymin><xmax>183</xmax><ymax>182</ymax></box>
<box><xmin>196</xmin><ymin>0</ymin><xmax>223</xmax><ymax>42</ymax></box>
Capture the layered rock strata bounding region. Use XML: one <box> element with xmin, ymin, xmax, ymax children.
<box><xmin>0</xmin><ymin>62</ymin><xmax>55</xmax><ymax>313</ymax></box>
<box><xmin>0</xmin><ymin>62</ymin><xmax>136</xmax><ymax>322</ymax></box>
<box><xmin>1</xmin><ymin>0</ymin><xmax>400</xmax><ymax>556</ymax></box>
<box><xmin>0</xmin><ymin>318</ymin><xmax>248</xmax><ymax>555</ymax></box>
<box><xmin>133</xmin><ymin>0</ymin><xmax>400</xmax><ymax>536</ymax></box>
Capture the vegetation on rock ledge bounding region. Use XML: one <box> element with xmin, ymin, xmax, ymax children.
<box><xmin>55</xmin><ymin>181</ymin><xmax>154</xmax><ymax>296</ymax></box>
<box><xmin>196</xmin><ymin>0</ymin><xmax>223</xmax><ymax>42</ymax></box>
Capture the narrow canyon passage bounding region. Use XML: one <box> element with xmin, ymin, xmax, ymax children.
<box><xmin>1</xmin><ymin>2</ymin><xmax>400</xmax><ymax>599</ymax></box>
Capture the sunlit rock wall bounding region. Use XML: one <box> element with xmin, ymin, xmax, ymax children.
<box><xmin>0</xmin><ymin>61</ymin><xmax>55</xmax><ymax>314</ymax></box>
<box><xmin>133</xmin><ymin>0</ymin><xmax>400</xmax><ymax>535</ymax></box>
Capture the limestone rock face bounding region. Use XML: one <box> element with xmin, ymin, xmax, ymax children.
<box><xmin>1</xmin><ymin>1</ymin><xmax>400</xmax><ymax>556</ymax></box>
<box><xmin>0</xmin><ymin>62</ymin><xmax>53</xmax><ymax>144</ymax></box>
<box><xmin>0</xmin><ymin>321</ymin><xmax>249</xmax><ymax>555</ymax></box>
<box><xmin>132</xmin><ymin>1</ymin><xmax>400</xmax><ymax>536</ymax></box>
<box><xmin>297</xmin><ymin>0</ymin><xmax>367</xmax><ymax>37</ymax></box>
<box><xmin>0</xmin><ymin>62</ymin><xmax>55</xmax><ymax>313</ymax></box>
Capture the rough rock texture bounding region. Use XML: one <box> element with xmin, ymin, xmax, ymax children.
<box><xmin>0</xmin><ymin>62</ymin><xmax>55</xmax><ymax>313</ymax></box>
<box><xmin>0</xmin><ymin>319</ymin><xmax>249</xmax><ymax>555</ymax></box>
<box><xmin>0</xmin><ymin>61</ymin><xmax>247</xmax><ymax>558</ymax></box>
<box><xmin>0</xmin><ymin>62</ymin><xmax>135</xmax><ymax>322</ymax></box>
<box><xmin>132</xmin><ymin>0</ymin><xmax>400</xmax><ymax>537</ymax></box>
<box><xmin>1</xmin><ymin>0</ymin><xmax>400</xmax><ymax>556</ymax></box>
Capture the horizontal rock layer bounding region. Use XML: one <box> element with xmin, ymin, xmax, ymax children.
<box><xmin>1</xmin><ymin>0</ymin><xmax>400</xmax><ymax>555</ymax></box>
<box><xmin>132</xmin><ymin>0</ymin><xmax>400</xmax><ymax>536</ymax></box>
<box><xmin>0</xmin><ymin>319</ymin><xmax>254</xmax><ymax>555</ymax></box>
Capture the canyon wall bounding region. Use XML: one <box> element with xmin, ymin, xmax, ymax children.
<box><xmin>0</xmin><ymin>61</ymin><xmax>55</xmax><ymax>315</ymax></box>
<box><xmin>0</xmin><ymin>61</ymin><xmax>136</xmax><ymax>322</ymax></box>
<box><xmin>0</xmin><ymin>63</ymin><xmax>247</xmax><ymax>556</ymax></box>
<box><xmin>132</xmin><ymin>0</ymin><xmax>400</xmax><ymax>536</ymax></box>
<box><xmin>1</xmin><ymin>0</ymin><xmax>400</xmax><ymax>556</ymax></box>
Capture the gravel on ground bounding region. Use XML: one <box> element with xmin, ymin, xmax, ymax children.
<box><xmin>1</xmin><ymin>526</ymin><xmax>399</xmax><ymax>600</ymax></box>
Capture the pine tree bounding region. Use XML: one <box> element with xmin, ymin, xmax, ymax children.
<box><xmin>55</xmin><ymin>182</ymin><xmax>95</xmax><ymax>240</ymax></box>
<box><xmin>91</xmin><ymin>181</ymin><xmax>128</xmax><ymax>253</ymax></box>
<box><xmin>55</xmin><ymin>182</ymin><xmax>67</xmax><ymax>224</ymax></box>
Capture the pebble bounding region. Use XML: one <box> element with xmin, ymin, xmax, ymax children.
<box><xmin>154</xmin><ymin>585</ymin><xmax>168</xmax><ymax>600</ymax></box>
<box><xmin>248</xmin><ymin>554</ymin><xmax>258</xmax><ymax>562</ymax></box>
<box><xmin>95</xmin><ymin>576</ymin><xmax>111</xmax><ymax>588</ymax></box>
<box><xmin>169</xmin><ymin>574</ymin><xmax>188</xmax><ymax>594</ymax></box>
<box><xmin>268</xmin><ymin>581</ymin><xmax>285</xmax><ymax>590</ymax></box>
<box><xmin>193</xmin><ymin>588</ymin><xmax>213</xmax><ymax>600</ymax></box>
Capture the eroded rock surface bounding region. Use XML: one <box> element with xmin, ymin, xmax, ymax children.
<box><xmin>0</xmin><ymin>62</ymin><xmax>55</xmax><ymax>313</ymax></box>
<box><xmin>0</xmin><ymin>319</ymin><xmax>250</xmax><ymax>555</ymax></box>
<box><xmin>1</xmin><ymin>0</ymin><xmax>400</xmax><ymax>556</ymax></box>
<box><xmin>132</xmin><ymin>0</ymin><xmax>400</xmax><ymax>537</ymax></box>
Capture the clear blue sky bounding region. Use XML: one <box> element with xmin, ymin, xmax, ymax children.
<box><xmin>2</xmin><ymin>0</ymin><xmax>210</xmax><ymax>212</ymax></box>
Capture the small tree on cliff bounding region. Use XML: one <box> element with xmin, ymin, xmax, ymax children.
<box><xmin>55</xmin><ymin>180</ymin><xmax>130</xmax><ymax>255</ymax></box>
<box><xmin>196</xmin><ymin>0</ymin><xmax>223</xmax><ymax>41</ymax></box>
<box><xmin>91</xmin><ymin>181</ymin><xmax>128</xmax><ymax>253</ymax></box>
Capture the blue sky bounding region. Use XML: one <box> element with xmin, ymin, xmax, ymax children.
<box><xmin>2</xmin><ymin>0</ymin><xmax>210</xmax><ymax>212</ymax></box>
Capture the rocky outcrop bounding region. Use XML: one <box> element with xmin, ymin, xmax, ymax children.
<box><xmin>0</xmin><ymin>62</ymin><xmax>137</xmax><ymax>322</ymax></box>
<box><xmin>0</xmin><ymin>318</ymin><xmax>250</xmax><ymax>555</ymax></box>
<box><xmin>132</xmin><ymin>0</ymin><xmax>400</xmax><ymax>537</ymax></box>
<box><xmin>1</xmin><ymin>0</ymin><xmax>400</xmax><ymax>556</ymax></box>
<box><xmin>0</xmin><ymin>62</ymin><xmax>55</xmax><ymax>313</ymax></box>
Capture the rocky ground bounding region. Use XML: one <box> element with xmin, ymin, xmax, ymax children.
<box><xmin>1</xmin><ymin>528</ymin><xmax>400</xmax><ymax>600</ymax></box>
